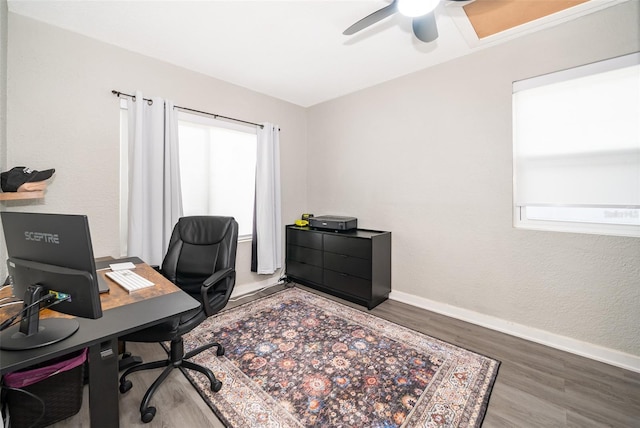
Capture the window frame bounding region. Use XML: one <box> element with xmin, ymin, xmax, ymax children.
<box><xmin>119</xmin><ymin>102</ymin><xmax>257</xmax><ymax>252</ymax></box>
<box><xmin>176</xmin><ymin>110</ymin><xmax>258</xmax><ymax>241</ymax></box>
<box><xmin>514</xmin><ymin>205</ymin><xmax>640</xmax><ymax>237</ymax></box>
<box><xmin>512</xmin><ymin>53</ymin><xmax>640</xmax><ymax>238</ymax></box>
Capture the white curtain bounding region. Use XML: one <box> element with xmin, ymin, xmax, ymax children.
<box><xmin>127</xmin><ymin>91</ymin><xmax>183</xmax><ymax>266</ymax></box>
<box><xmin>252</xmin><ymin>123</ymin><xmax>282</xmax><ymax>274</ymax></box>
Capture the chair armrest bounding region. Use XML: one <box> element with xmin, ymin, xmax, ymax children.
<box><xmin>201</xmin><ymin>268</ymin><xmax>236</xmax><ymax>316</ymax></box>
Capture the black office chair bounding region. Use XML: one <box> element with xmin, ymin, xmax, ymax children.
<box><xmin>118</xmin><ymin>216</ymin><xmax>238</xmax><ymax>423</ymax></box>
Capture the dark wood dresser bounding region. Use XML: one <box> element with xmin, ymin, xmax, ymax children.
<box><xmin>285</xmin><ymin>225</ymin><xmax>391</xmax><ymax>309</ymax></box>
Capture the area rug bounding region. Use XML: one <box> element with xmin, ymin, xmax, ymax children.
<box><xmin>179</xmin><ymin>287</ymin><xmax>500</xmax><ymax>427</ymax></box>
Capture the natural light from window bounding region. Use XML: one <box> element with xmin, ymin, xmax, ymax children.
<box><xmin>177</xmin><ymin>112</ymin><xmax>257</xmax><ymax>239</ymax></box>
<box><xmin>119</xmin><ymin>104</ymin><xmax>257</xmax><ymax>248</ymax></box>
<box><xmin>513</xmin><ymin>52</ymin><xmax>640</xmax><ymax>237</ymax></box>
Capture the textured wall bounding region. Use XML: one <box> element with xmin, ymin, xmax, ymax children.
<box><xmin>306</xmin><ymin>2</ymin><xmax>640</xmax><ymax>359</ymax></box>
<box><xmin>0</xmin><ymin>0</ymin><xmax>7</xmax><ymax>277</ymax></box>
<box><xmin>3</xmin><ymin>2</ymin><xmax>639</xmax><ymax>366</ymax></box>
<box><xmin>0</xmin><ymin>0</ymin><xmax>6</xmax><ymax>170</ymax></box>
<box><xmin>4</xmin><ymin>13</ymin><xmax>308</xmax><ymax>286</ymax></box>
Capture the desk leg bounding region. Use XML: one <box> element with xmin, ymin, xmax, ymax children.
<box><xmin>89</xmin><ymin>339</ymin><xmax>119</xmax><ymax>428</ymax></box>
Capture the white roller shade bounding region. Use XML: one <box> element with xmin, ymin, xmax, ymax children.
<box><xmin>513</xmin><ymin>53</ymin><xmax>640</xmax><ymax>207</ymax></box>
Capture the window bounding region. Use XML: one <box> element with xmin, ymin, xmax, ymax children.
<box><xmin>119</xmin><ymin>103</ymin><xmax>257</xmax><ymax>246</ymax></box>
<box><xmin>177</xmin><ymin>112</ymin><xmax>257</xmax><ymax>239</ymax></box>
<box><xmin>513</xmin><ymin>52</ymin><xmax>640</xmax><ymax>237</ymax></box>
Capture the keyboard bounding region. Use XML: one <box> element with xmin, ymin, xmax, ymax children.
<box><xmin>105</xmin><ymin>270</ymin><xmax>155</xmax><ymax>293</ymax></box>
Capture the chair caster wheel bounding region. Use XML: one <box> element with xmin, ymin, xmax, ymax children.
<box><xmin>216</xmin><ymin>345</ymin><xmax>225</xmax><ymax>356</ymax></box>
<box><xmin>211</xmin><ymin>379</ymin><xmax>223</xmax><ymax>392</ymax></box>
<box><xmin>141</xmin><ymin>407</ymin><xmax>156</xmax><ymax>423</ymax></box>
<box><xmin>119</xmin><ymin>379</ymin><xmax>132</xmax><ymax>393</ymax></box>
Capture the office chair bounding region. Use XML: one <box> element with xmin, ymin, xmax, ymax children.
<box><xmin>118</xmin><ymin>216</ymin><xmax>238</xmax><ymax>423</ymax></box>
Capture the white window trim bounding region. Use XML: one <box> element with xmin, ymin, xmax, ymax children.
<box><xmin>512</xmin><ymin>52</ymin><xmax>640</xmax><ymax>238</ymax></box>
<box><xmin>514</xmin><ymin>205</ymin><xmax>640</xmax><ymax>238</ymax></box>
<box><xmin>177</xmin><ymin>110</ymin><xmax>257</xmax><ymax>135</ymax></box>
<box><xmin>119</xmin><ymin>101</ymin><xmax>258</xmax><ymax>250</ymax></box>
<box><xmin>177</xmin><ymin>110</ymin><xmax>257</xmax><ymax>240</ymax></box>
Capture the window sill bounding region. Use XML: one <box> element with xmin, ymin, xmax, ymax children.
<box><xmin>514</xmin><ymin>218</ymin><xmax>640</xmax><ymax>238</ymax></box>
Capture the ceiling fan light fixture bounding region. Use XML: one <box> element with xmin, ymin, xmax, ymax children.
<box><xmin>397</xmin><ymin>0</ymin><xmax>440</xmax><ymax>17</ymax></box>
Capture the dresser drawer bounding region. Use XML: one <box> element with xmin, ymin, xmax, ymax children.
<box><xmin>287</xmin><ymin>245</ymin><xmax>323</xmax><ymax>267</ymax></box>
<box><xmin>288</xmin><ymin>228</ymin><xmax>323</xmax><ymax>250</ymax></box>
<box><xmin>324</xmin><ymin>235</ymin><xmax>371</xmax><ymax>259</ymax></box>
<box><xmin>287</xmin><ymin>260</ymin><xmax>323</xmax><ymax>284</ymax></box>
<box><xmin>324</xmin><ymin>269</ymin><xmax>372</xmax><ymax>300</ymax></box>
<box><xmin>324</xmin><ymin>252</ymin><xmax>371</xmax><ymax>280</ymax></box>
<box><xmin>285</xmin><ymin>225</ymin><xmax>391</xmax><ymax>310</ymax></box>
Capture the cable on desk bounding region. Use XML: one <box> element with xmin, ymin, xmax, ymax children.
<box><xmin>0</xmin><ymin>301</ymin><xmax>23</xmax><ymax>308</ymax></box>
<box><xmin>0</xmin><ymin>295</ymin><xmax>49</xmax><ymax>332</ymax></box>
<box><xmin>0</xmin><ymin>294</ymin><xmax>71</xmax><ymax>332</ymax></box>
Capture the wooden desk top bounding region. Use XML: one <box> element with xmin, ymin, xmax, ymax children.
<box><xmin>1</xmin><ymin>261</ymin><xmax>199</xmax><ymax>374</ymax></box>
<box><xmin>0</xmin><ymin>262</ymin><xmax>182</xmax><ymax>321</ymax></box>
<box><xmin>97</xmin><ymin>263</ymin><xmax>182</xmax><ymax>311</ymax></box>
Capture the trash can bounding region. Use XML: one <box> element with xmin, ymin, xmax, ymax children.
<box><xmin>2</xmin><ymin>348</ymin><xmax>87</xmax><ymax>428</ymax></box>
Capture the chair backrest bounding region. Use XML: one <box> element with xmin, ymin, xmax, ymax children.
<box><xmin>161</xmin><ymin>216</ymin><xmax>238</xmax><ymax>300</ymax></box>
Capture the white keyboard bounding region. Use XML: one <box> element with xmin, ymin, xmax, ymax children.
<box><xmin>105</xmin><ymin>270</ymin><xmax>155</xmax><ymax>292</ymax></box>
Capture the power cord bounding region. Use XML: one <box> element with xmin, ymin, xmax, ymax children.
<box><xmin>228</xmin><ymin>264</ymin><xmax>293</xmax><ymax>303</ymax></box>
<box><xmin>0</xmin><ymin>295</ymin><xmax>49</xmax><ymax>332</ymax></box>
<box><xmin>1</xmin><ymin>386</ymin><xmax>46</xmax><ymax>428</ymax></box>
<box><xmin>0</xmin><ymin>293</ymin><xmax>71</xmax><ymax>332</ymax></box>
<box><xmin>228</xmin><ymin>282</ymin><xmax>282</xmax><ymax>302</ymax></box>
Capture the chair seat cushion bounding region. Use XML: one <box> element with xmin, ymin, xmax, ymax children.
<box><xmin>121</xmin><ymin>305</ymin><xmax>206</xmax><ymax>343</ymax></box>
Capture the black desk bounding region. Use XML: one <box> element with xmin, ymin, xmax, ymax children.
<box><xmin>0</xmin><ymin>262</ymin><xmax>200</xmax><ymax>428</ymax></box>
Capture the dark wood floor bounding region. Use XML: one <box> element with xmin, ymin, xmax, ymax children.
<box><xmin>52</xmin><ymin>284</ymin><xmax>640</xmax><ymax>427</ymax></box>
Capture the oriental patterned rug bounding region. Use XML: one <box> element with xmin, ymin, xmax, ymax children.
<box><xmin>179</xmin><ymin>287</ymin><xmax>500</xmax><ymax>427</ymax></box>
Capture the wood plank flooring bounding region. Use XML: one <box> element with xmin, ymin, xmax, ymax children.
<box><xmin>50</xmin><ymin>284</ymin><xmax>640</xmax><ymax>427</ymax></box>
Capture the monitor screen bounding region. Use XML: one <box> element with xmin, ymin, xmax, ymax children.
<box><xmin>0</xmin><ymin>212</ymin><xmax>103</xmax><ymax>350</ymax></box>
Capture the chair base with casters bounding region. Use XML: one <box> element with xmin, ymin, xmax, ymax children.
<box><xmin>118</xmin><ymin>340</ymin><xmax>143</xmax><ymax>371</ymax></box>
<box><xmin>119</xmin><ymin>336</ymin><xmax>225</xmax><ymax>423</ymax></box>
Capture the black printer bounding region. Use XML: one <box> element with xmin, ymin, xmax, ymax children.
<box><xmin>308</xmin><ymin>215</ymin><xmax>357</xmax><ymax>232</ymax></box>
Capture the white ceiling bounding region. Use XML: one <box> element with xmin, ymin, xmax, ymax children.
<box><xmin>7</xmin><ymin>0</ymin><xmax>622</xmax><ymax>107</ymax></box>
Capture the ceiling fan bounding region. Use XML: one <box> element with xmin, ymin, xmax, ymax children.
<box><xmin>343</xmin><ymin>0</ymin><xmax>468</xmax><ymax>43</ymax></box>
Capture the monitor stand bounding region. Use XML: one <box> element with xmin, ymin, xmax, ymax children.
<box><xmin>0</xmin><ymin>285</ymin><xmax>79</xmax><ymax>351</ymax></box>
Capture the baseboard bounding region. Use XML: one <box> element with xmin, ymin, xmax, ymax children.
<box><xmin>230</xmin><ymin>278</ymin><xmax>281</xmax><ymax>300</ymax></box>
<box><xmin>389</xmin><ymin>290</ymin><xmax>640</xmax><ymax>373</ymax></box>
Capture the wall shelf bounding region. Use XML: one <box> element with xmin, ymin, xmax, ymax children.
<box><xmin>0</xmin><ymin>191</ymin><xmax>45</xmax><ymax>201</ymax></box>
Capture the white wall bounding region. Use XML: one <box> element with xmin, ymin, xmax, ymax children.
<box><xmin>3</xmin><ymin>13</ymin><xmax>308</xmax><ymax>290</ymax></box>
<box><xmin>4</xmin><ymin>3</ymin><xmax>639</xmax><ymax>371</ymax></box>
<box><xmin>307</xmin><ymin>1</ymin><xmax>640</xmax><ymax>368</ymax></box>
<box><xmin>0</xmin><ymin>0</ymin><xmax>6</xmax><ymax>170</ymax></box>
<box><xmin>0</xmin><ymin>0</ymin><xmax>8</xmax><ymax>280</ymax></box>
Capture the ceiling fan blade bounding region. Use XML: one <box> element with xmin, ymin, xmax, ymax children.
<box><xmin>343</xmin><ymin>1</ymin><xmax>398</xmax><ymax>35</ymax></box>
<box><xmin>412</xmin><ymin>11</ymin><xmax>438</xmax><ymax>42</ymax></box>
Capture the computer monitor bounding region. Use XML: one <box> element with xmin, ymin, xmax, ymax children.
<box><xmin>0</xmin><ymin>212</ymin><xmax>103</xmax><ymax>350</ymax></box>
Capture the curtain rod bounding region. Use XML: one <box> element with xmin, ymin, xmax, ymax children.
<box><xmin>112</xmin><ymin>90</ymin><xmax>153</xmax><ymax>104</ymax></box>
<box><xmin>112</xmin><ymin>90</ymin><xmax>267</xmax><ymax>129</ymax></box>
